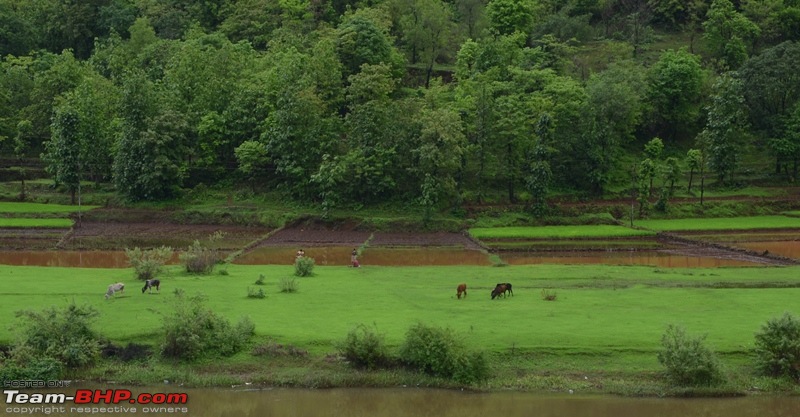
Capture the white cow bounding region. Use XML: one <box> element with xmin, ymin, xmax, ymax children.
<box><xmin>105</xmin><ymin>283</ymin><xmax>125</xmax><ymax>299</ymax></box>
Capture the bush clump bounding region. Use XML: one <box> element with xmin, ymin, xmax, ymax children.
<box><xmin>339</xmin><ymin>324</ymin><xmax>392</xmax><ymax>370</ymax></box>
<box><xmin>161</xmin><ymin>294</ymin><xmax>255</xmax><ymax>361</ymax></box>
<box><xmin>657</xmin><ymin>324</ymin><xmax>722</xmax><ymax>386</ymax></box>
<box><xmin>294</xmin><ymin>256</ymin><xmax>315</xmax><ymax>277</ymax></box>
<box><xmin>247</xmin><ymin>287</ymin><xmax>266</xmax><ymax>299</ymax></box>
<box><xmin>180</xmin><ymin>240</ymin><xmax>218</xmax><ymax>274</ymax></box>
<box><xmin>125</xmin><ymin>246</ymin><xmax>173</xmax><ymax>280</ymax></box>
<box><xmin>279</xmin><ymin>276</ymin><xmax>298</xmax><ymax>293</ymax></box>
<box><xmin>399</xmin><ymin>322</ymin><xmax>488</xmax><ymax>384</ymax></box>
<box><xmin>754</xmin><ymin>312</ymin><xmax>800</xmax><ymax>380</ymax></box>
<box><xmin>0</xmin><ymin>303</ymin><xmax>101</xmax><ymax>380</ymax></box>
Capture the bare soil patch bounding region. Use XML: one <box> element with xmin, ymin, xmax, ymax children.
<box><xmin>257</xmin><ymin>227</ymin><xmax>484</xmax><ymax>250</ymax></box>
<box><xmin>63</xmin><ymin>222</ymin><xmax>271</xmax><ymax>250</ymax></box>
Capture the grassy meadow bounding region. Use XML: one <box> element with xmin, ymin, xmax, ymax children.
<box><xmin>469</xmin><ymin>225</ymin><xmax>656</xmax><ymax>239</ymax></box>
<box><xmin>0</xmin><ymin>218</ymin><xmax>74</xmax><ymax>228</ymax></box>
<box><xmin>634</xmin><ymin>216</ymin><xmax>800</xmax><ymax>232</ymax></box>
<box><xmin>0</xmin><ymin>202</ymin><xmax>99</xmax><ymax>214</ymax></box>
<box><xmin>2</xmin><ymin>263</ymin><xmax>798</xmax><ymax>361</ymax></box>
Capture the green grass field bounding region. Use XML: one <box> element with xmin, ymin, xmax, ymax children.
<box><xmin>469</xmin><ymin>225</ymin><xmax>655</xmax><ymax>239</ymax></box>
<box><xmin>0</xmin><ymin>218</ymin><xmax>73</xmax><ymax>228</ymax></box>
<box><xmin>635</xmin><ymin>216</ymin><xmax>800</xmax><ymax>232</ymax></box>
<box><xmin>2</xmin><ymin>263</ymin><xmax>798</xmax><ymax>360</ymax></box>
<box><xmin>0</xmin><ymin>202</ymin><xmax>99</xmax><ymax>213</ymax></box>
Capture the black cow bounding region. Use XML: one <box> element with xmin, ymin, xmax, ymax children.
<box><xmin>142</xmin><ymin>279</ymin><xmax>161</xmax><ymax>294</ymax></box>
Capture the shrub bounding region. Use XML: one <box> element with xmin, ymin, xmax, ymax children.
<box><xmin>399</xmin><ymin>322</ymin><xmax>489</xmax><ymax>384</ymax></box>
<box><xmin>1</xmin><ymin>303</ymin><xmax>102</xmax><ymax>379</ymax></box>
<box><xmin>247</xmin><ymin>287</ymin><xmax>266</xmax><ymax>299</ymax></box>
<box><xmin>279</xmin><ymin>276</ymin><xmax>298</xmax><ymax>293</ymax></box>
<box><xmin>255</xmin><ymin>274</ymin><xmax>266</xmax><ymax>285</ymax></box>
<box><xmin>541</xmin><ymin>289</ymin><xmax>558</xmax><ymax>301</ymax></box>
<box><xmin>125</xmin><ymin>246</ymin><xmax>173</xmax><ymax>280</ymax></box>
<box><xmin>339</xmin><ymin>324</ymin><xmax>392</xmax><ymax>370</ymax></box>
<box><xmin>754</xmin><ymin>312</ymin><xmax>800</xmax><ymax>379</ymax></box>
<box><xmin>161</xmin><ymin>294</ymin><xmax>254</xmax><ymax>361</ymax></box>
<box><xmin>180</xmin><ymin>240</ymin><xmax>218</xmax><ymax>274</ymax></box>
<box><xmin>294</xmin><ymin>256</ymin><xmax>315</xmax><ymax>277</ymax></box>
<box><xmin>657</xmin><ymin>324</ymin><xmax>722</xmax><ymax>386</ymax></box>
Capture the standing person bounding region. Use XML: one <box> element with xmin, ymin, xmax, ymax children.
<box><xmin>351</xmin><ymin>248</ymin><xmax>360</xmax><ymax>267</ymax></box>
<box><xmin>296</xmin><ymin>248</ymin><xmax>305</xmax><ymax>259</ymax></box>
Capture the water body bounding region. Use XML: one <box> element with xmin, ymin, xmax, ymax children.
<box><xmin>5</xmin><ymin>387</ymin><xmax>798</xmax><ymax>417</ymax></box>
<box><xmin>0</xmin><ymin>246</ymin><xmax>760</xmax><ymax>268</ymax></box>
<box><xmin>732</xmin><ymin>241</ymin><xmax>800</xmax><ymax>259</ymax></box>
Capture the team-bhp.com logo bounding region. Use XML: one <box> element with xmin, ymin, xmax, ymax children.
<box><xmin>4</xmin><ymin>388</ymin><xmax>189</xmax><ymax>414</ymax></box>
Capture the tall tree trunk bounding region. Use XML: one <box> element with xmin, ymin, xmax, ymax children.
<box><xmin>687</xmin><ymin>168</ymin><xmax>694</xmax><ymax>193</ymax></box>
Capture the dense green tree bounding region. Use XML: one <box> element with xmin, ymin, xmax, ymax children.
<box><xmin>43</xmin><ymin>105</ymin><xmax>82</xmax><ymax>204</ymax></box>
<box><xmin>0</xmin><ymin>0</ymin><xmax>37</xmax><ymax>56</ymax></box>
<box><xmin>737</xmin><ymin>41</ymin><xmax>800</xmax><ymax>138</ymax></box>
<box><xmin>114</xmin><ymin>72</ymin><xmax>187</xmax><ymax>201</ymax></box>
<box><xmin>685</xmin><ymin>148</ymin><xmax>701</xmax><ymax>192</ymax></box>
<box><xmin>646</xmin><ymin>48</ymin><xmax>706</xmax><ymax>142</ymax></box>
<box><xmin>703</xmin><ymin>0</ymin><xmax>760</xmax><ymax>69</ymax></box>
<box><xmin>486</xmin><ymin>0</ymin><xmax>537</xmax><ymax>36</ymax></box>
<box><xmin>585</xmin><ymin>60</ymin><xmax>647</xmax><ymax>145</ymax></box>
<box><xmin>262</xmin><ymin>49</ymin><xmax>339</xmax><ymax>199</ymax></box>
<box><xmin>393</xmin><ymin>0</ymin><xmax>458</xmax><ymax>87</ymax></box>
<box><xmin>702</xmin><ymin>73</ymin><xmax>748</xmax><ymax>185</ymax></box>
<box><xmin>336</xmin><ymin>12</ymin><xmax>404</xmax><ymax>80</ymax></box>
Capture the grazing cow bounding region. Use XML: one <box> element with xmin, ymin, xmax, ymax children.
<box><xmin>456</xmin><ymin>283</ymin><xmax>467</xmax><ymax>299</ymax></box>
<box><xmin>105</xmin><ymin>283</ymin><xmax>125</xmax><ymax>299</ymax></box>
<box><xmin>496</xmin><ymin>282</ymin><xmax>513</xmax><ymax>297</ymax></box>
<box><xmin>142</xmin><ymin>279</ymin><xmax>161</xmax><ymax>294</ymax></box>
<box><xmin>491</xmin><ymin>283</ymin><xmax>512</xmax><ymax>300</ymax></box>
<box><xmin>491</xmin><ymin>284</ymin><xmax>506</xmax><ymax>299</ymax></box>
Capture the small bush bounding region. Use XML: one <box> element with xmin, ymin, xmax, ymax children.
<box><xmin>294</xmin><ymin>256</ymin><xmax>315</xmax><ymax>277</ymax></box>
<box><xmin>125</xmin><ymin>246</ymin><xmax>173</xmax><ymax>280</ymax></box>
<box><xmin>657</xmin><ymin>324</ymin><xmax>722</xmax><ymax>386</ymax></box>
<box><xmin>255</xmin><ymin>274</ymin><xmax>266</xmax><ymax>285</ymax></box>
<box><xmin>279</xmin><ymin>276</ymin><xmax>298</xmax><ymax>293</ymax></box>
<box><xmin>754</xmin><ymin>312</ymin><xmax>800</xmax><ymax>379</ymax></box>
<box><xmin>180</xmin><ymin>240</ymin><xmax>218</xmax><ymax>274</ymax></box>
<box><xmin>161</xmin><ymin>294</ymin><xmax>254</xmax><ymax>361</ymax></box>
<box><xmin>1</xmin><ymin>303</ymin><xmax>101</xmax><ymax>379</ymax></box>
<box><xmin>247</xmin><ymin>287</ymin><xmax>266</xmax><ymax>299</ymax></box>
<box><xmin>339</xmin><ymin>324</ymin><xmax>392</xmax><ymax>370</ymax></box>
<box><xmin>399</xmin><ymin>322</ymin><xmax>489</xmax><ymax>384</ymax></box>
<box><xmin>541</xmin><ymin>289</ymin><xmax>557</xmax><ymax>301</ymax></box>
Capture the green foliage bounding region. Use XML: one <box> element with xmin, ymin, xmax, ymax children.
<box><xmin>125</xmin><ymin>246</ymin><xmax>173</xmax><ymax>280</ymax></box>
<box><xmin>486</xmin><ymin>0</ymin><xmax>535</xmax><ymax>35</ymax></box>
<box><xmin>247</xmin><ymin>287</ymin><xmax>266</xmax><ymax>299</ymax></box>
<box><xmin>703</xmin><ymin>0</ymin><xmax>760</xmax><ymax>69</ymax></box>
<box><xmin>294</xmin><ymin>256</ymin><xmax>316</xmax><ymax>277</ymax></box>
<box><xmin>180</xmin><ymin>239</ymin><xmax>219</xmax><ymax>274</ymax></box>
<box><xmin>399</xmin><ymin>322</ymin><xmax>489</xmax><ymax>384</ymax></box>
<box><xmin>255</xmin><ymin>274</ymin><xmax>266</xmax><ymax>285</ymax></box>
<box><xmin>161</xmin><ymin>294</ymin><xmax>255</xmax><ymax>361</ymax></box>
<box><xmin>340</xmin><ymin>324</ymin><xmax>392</xmax><ymax>370</ymax></box>
<box><xmin>7</xmin><ymin>303</ymin><xmax>101</xmax><ymax>377</ymax></box>
<box><xmin>658</xmin><ymin>324</ymin><xmax>723</xmax><ymax>386</ymax></box>
<box><xmin>754</xmin><ymin>312</ymin><xmax>800</xmax><ymax>379</ymax></box>
<box><xmin>279</xmin><ymin>276</ymin><xmax>299</xmax><ymax>293</ymax></box>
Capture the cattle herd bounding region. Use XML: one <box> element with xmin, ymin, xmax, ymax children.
<box><xmin>455</xmin><ymin>283</ymin><xmax>514</xmax><ymax>300</ymax></box>
<box><xmin>104</xmin><ymin>279</ymin><xmax>161</xmax><ymax>299</ymax></box>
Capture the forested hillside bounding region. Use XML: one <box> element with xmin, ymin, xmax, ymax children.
<box><xmin>1</xmin><ymin>0</ymin><xmax>800</xmax><ymax>215</ymax></box>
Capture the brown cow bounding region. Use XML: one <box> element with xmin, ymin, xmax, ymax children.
<box><xmin>456</xmin><ymin>283</ymin><xmax>467</xmax><ymax>299</ymax></box>
<box><xmin>491</xmin><ymin>283</ymin><xmax>509</xmax><ymax>300</ymax></box>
